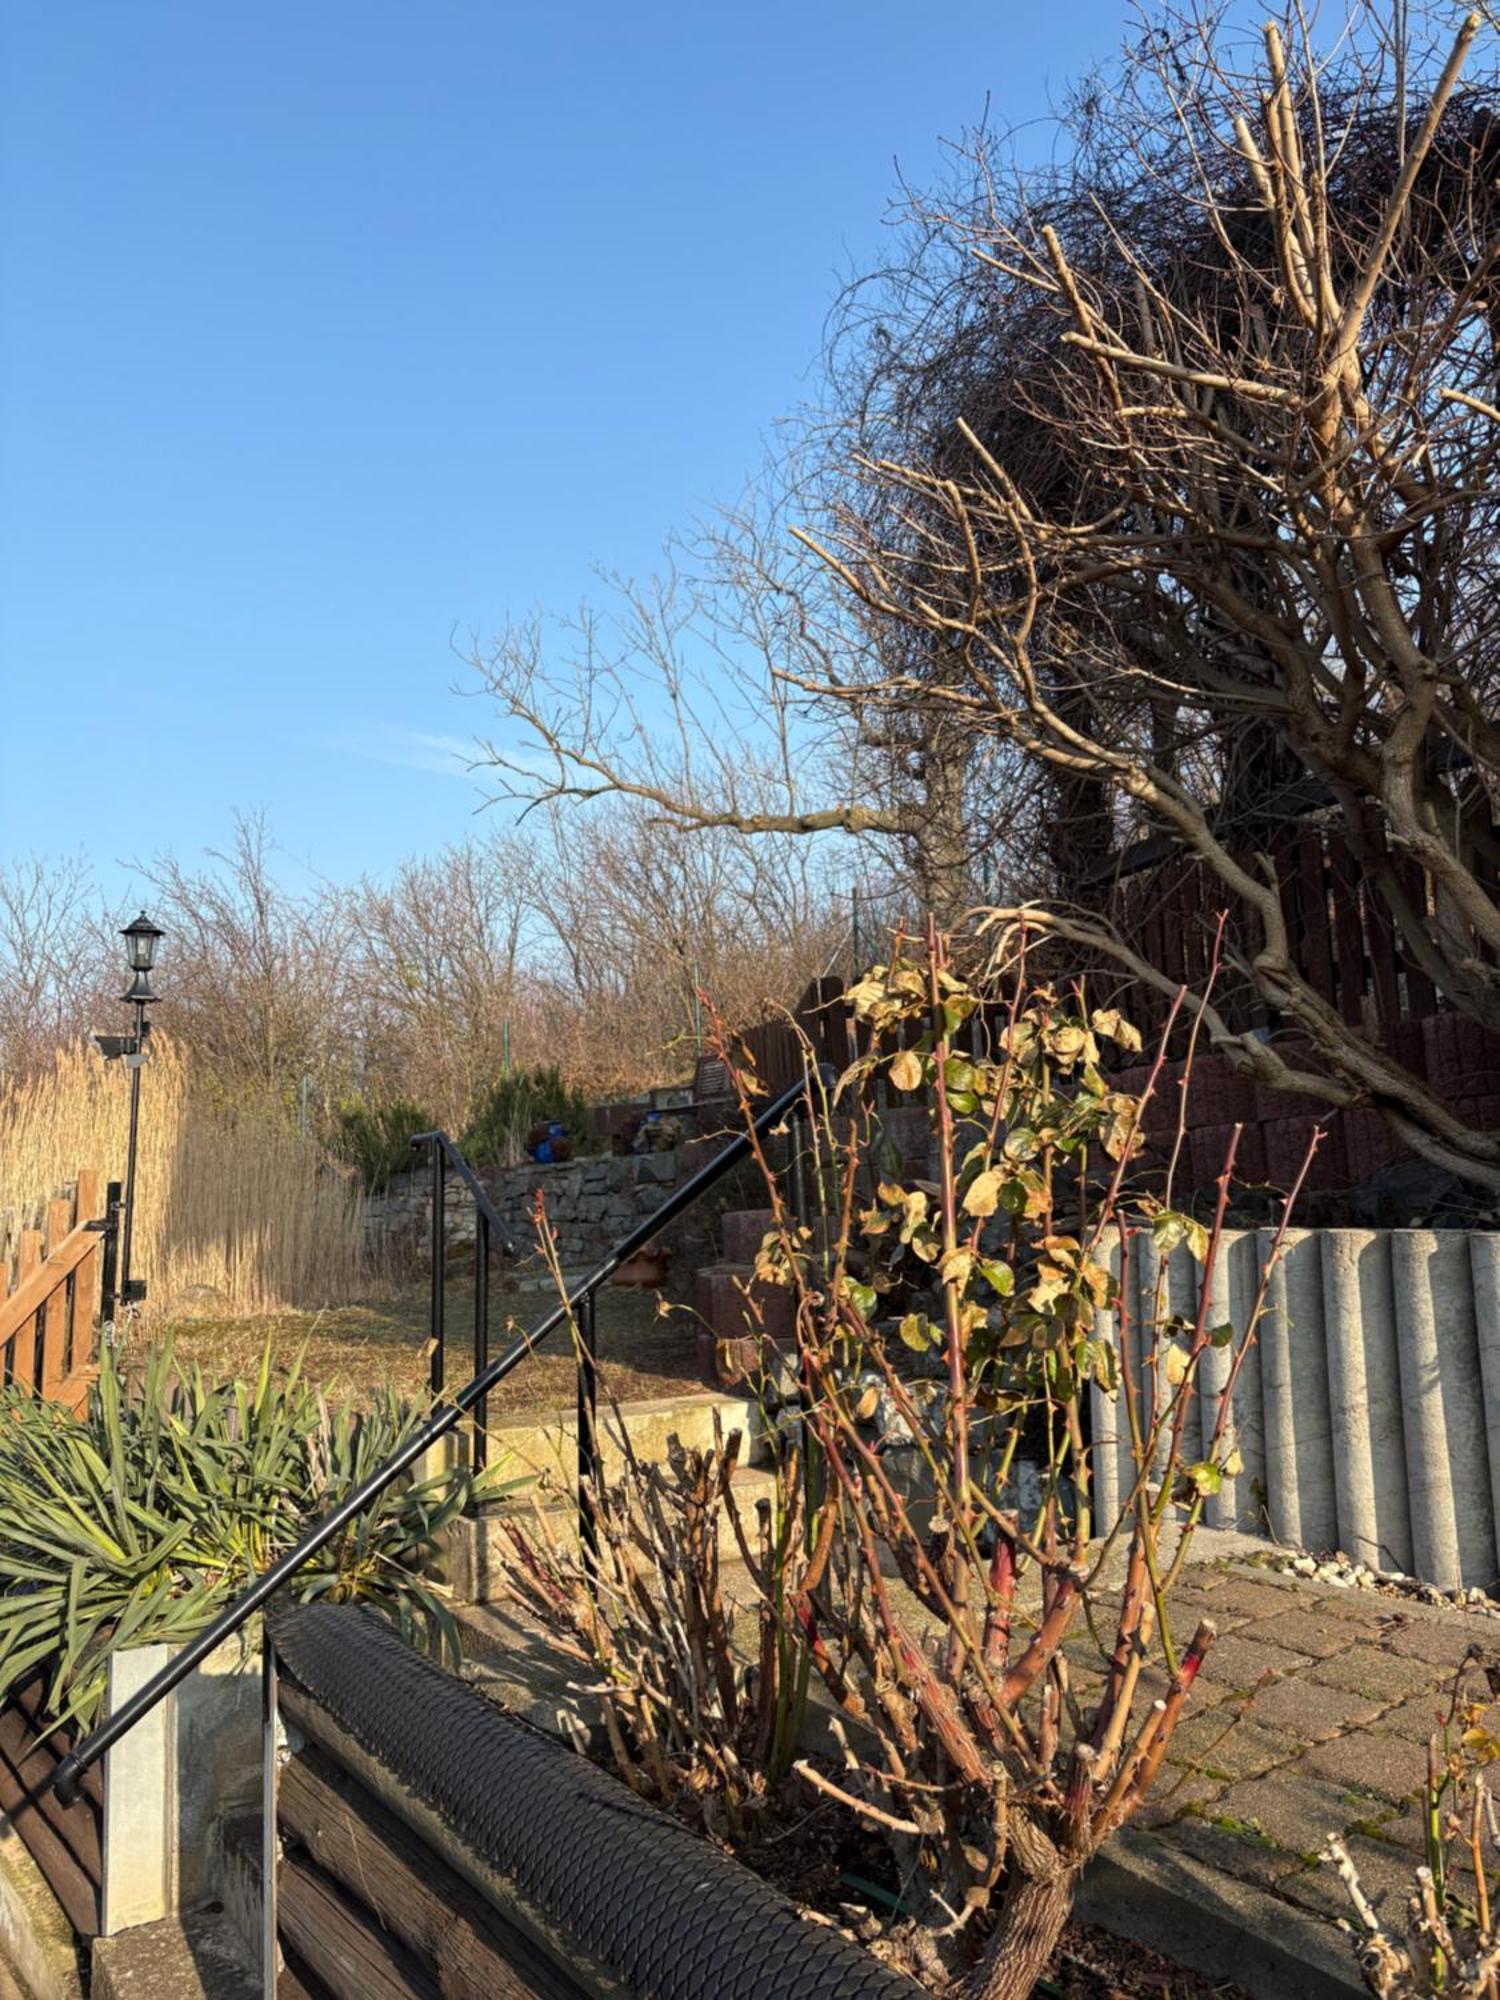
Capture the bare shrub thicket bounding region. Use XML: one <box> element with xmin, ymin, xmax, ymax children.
<box><xmin>496</xmin><ymin>929</ymin><xmax>1306</xmax><ymax>2000</ymax></box>
<box><xmin>1</xmin><ymin>805</ymin><xmax>846</xmax><ymax>1128</ymax></box>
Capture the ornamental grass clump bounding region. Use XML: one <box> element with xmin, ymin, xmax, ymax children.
<box><xmin>498</xmin><ymin>926</ymin><xmax>1308</xmax><ymax>2000</ymax></box>
<box><xmin>0</xmin><ymin>1339</ymin><xmax>480</xmax><ymax>1730</ymax></box>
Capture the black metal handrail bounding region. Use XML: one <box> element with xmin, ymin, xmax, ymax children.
<box><xmin>51</xmin><ymin>1068</ymin><xmax>814</xmax><ymax>1809</ymax></box>
<box><xmin>408</xmin><ymin>1127</ymin><xmax>519</xmax><ymax>1462</ymax></box>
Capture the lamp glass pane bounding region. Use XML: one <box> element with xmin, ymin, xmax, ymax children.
<box><xmin>122</xmin><ymin>917</ymin><xmax>162</xmax><ymax>972</ymax></box>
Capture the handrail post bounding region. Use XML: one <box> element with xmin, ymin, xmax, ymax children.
<box><xmin>577</xmin><ymin>1288</ymin><xmax>599</xmax><ymax>1577</ymax></box>
<box><xmin>788</xmin><ymin>1109</ymin><xmax>808</xmax><ymax>1231</ymax></box>
<box><xmin>98</xmin><ymin>1181</ymin><xmax>123</xmax><ymax>1340</ymax></box>
<box><xmin>260</xmin><ymin>1626</ymin><xmax>278</xmax><ymax>2000</ymax></box>
<box><xmin>473</xmin><ymin>1211</ymin><xmax>490</xmax><ymax>1479</ymax></box>
<box><xmin>429</xmin><ymin>1143</ymin><xmax>445</xmax><ymax>1398</ymax></box>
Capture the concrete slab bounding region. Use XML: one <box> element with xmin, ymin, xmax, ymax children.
<box><xmin>1078</xmin><ymin>1829</ymin><xmax>1366</xmax><ymax>2000</ymax></box>
<box><xmin>482</xmin><ymin>1389</ymin><xmax>769</xmax><ymax>1486</ymax></box>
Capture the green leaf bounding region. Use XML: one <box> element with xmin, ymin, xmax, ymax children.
<box><xmin>978</xmin><ymin>1258</ymin><xmax>1014</xmax><ymax>1297</ymax></box>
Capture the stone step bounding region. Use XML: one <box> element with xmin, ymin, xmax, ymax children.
<box><xmin>719</xmin><ymin>1207</ymin><xmax>775</xmax><ymax>1267</ymax></box>
<box><xmin>446</xmin><ymin>1462</ymin><xmax>782</xmax><ymax>1603</ymax></box>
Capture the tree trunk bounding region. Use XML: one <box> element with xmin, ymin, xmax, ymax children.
<box><xmin>958</xmin><ymin>1865</ymin><xmax>1079</xmax><ymax>2000</ymax></box>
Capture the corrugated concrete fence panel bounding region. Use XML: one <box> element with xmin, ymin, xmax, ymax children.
<box><xmin>1259</xmin><ymin>1228</ymin><xmax>1340</xmax><ymax>1554</ymax></box>
<box><xmin>1469</xmin><ymin>1234</ymin><xmax>1500</xmax><ymax>1554</ymax></box>
<box><xmin>1432</xmin><ymin>1231</ymin><xmax>1496</xmax><ymax>1588</ymax></box>
<box><xmin>1319</xmin><ymin>1231</ymin><xmax>1412</xmax><ymax>1577</ymax></box>
<box><xmin>1165</xmin><ymin>1238</ymin><xmax>1205</xmax><ymax>1470</ymax></box>
<box><xmin>1087</xmin><ymin>1227</ymin><xmax>1500</xmax><ymax>1593</ymax></box>
<box><xmin>1194</xmin><ymin>1236</ymin><xmax>1236</xmax><ymax>1530</ymax></box>
<box><xmin>1393</xmin><ymin>1232</ymin><xmax>1495</xmax><ymax>1591</ymax></box>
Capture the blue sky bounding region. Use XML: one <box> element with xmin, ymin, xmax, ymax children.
<box><xmin>1</xmin><ymin>1</ymin><xmax>1122</xmax><ymax>903</ymax></box>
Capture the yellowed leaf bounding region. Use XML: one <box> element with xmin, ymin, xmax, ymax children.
<box><xmin>889</xmin><ymin>1048</ymin><xmax>924</xmax><ymax>1092</ymax></box>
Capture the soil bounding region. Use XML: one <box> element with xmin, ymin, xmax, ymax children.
<box><xmin>1044</xmin><ymin>1921</ymin><xmax>1251</xmax><ymax>1999</ymax></box>
<box><xmin>734</xmin><ymin>1794</ymin><xmax>1249</xmax><ymax>1999</ymax></box>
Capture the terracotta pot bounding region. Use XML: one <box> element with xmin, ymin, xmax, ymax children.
<box><xmin>609</xmin><ymin>1245</ymin><xmax>670</xmax><ymax>1289</ymax></box>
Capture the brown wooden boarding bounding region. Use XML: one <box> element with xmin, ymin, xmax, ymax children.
<box><xmin>0</xmin><ymin>1168</ymin><xmax>105</xmax><ymax>1414</ymax></box>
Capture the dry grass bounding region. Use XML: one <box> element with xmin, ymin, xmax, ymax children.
<box><xmin>0</xmin><ymin>1037</ymin><xmax>371</xmax><ymax>1317</ymax></box>
<box><xmin>153</xmin><ymin>1279</ymin><xmax>705</xmax><ymax>1413</ymax></box>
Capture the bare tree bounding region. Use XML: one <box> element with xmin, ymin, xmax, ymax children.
<box><xmin>138</xmin><ymin>814</ymin><xmax>357</xmax><ymax>1110</ymax></box>
<box><xmin>522</xmin><ymin>800</ymin><xmax>847</xmax><ymax>1095</ymax></box>
<box><xmin>468</xmin><ymin>504</ymin><xmax>1042</xmax><ymax>927</ymax></box>
<box><xmin>346</xmin><ymin>829</ymin><xmax>535</xmax><ymax>1128</ymax></box>
<box><xmin>792</xmin><ymin>0</ymin><xmax>1500</xmax><ymax>1186</ymax></box>
<box><xmin>0</xmin><ymin>855</ymin><xmax>113</xmax><ymax>1078</ymax></box>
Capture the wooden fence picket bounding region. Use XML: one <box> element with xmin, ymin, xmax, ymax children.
<box><xmin>0</xmin><ymin>1171</ymin><xmax>106</xmax><ymax>1410</ymax></box>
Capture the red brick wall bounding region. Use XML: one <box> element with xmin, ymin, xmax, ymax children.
<box><xmin>1113</xmin><ymin>1012</ymin><xmax>1500</xmax><ymax>1199</ymax></box>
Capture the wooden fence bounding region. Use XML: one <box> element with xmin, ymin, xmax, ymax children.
<box><xmin>735</xmin><ymin>977</ymin><xmax>856</xmax><ymax>1094</ymax></box>
<box><xmin>0</xmin><ymin>1169</ymin><xmax>111</xmax><ymax>1413</ymax></box>
<box><xmin>1112</xmin><ymin>810</ymin><xmax>1462</xmax><ymax>1047</ymax></box>
<box><xmin>0</xmin><ymin>1673</ymin><xmax>102</xmax><ymax>1938</ymax></box>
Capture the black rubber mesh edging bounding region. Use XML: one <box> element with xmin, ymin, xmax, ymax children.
<box><xmin>269</xmin><ymin>1603</ymin><xmax>928</xmax><ymax>2000</ymax></box>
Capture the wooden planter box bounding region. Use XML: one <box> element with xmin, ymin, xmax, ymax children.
<box><xmin>0</xmin><ymin>1674</ymin><xmax>102</xmax><ymax>1941</ymax></box>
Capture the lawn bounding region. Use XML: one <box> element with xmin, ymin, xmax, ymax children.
<box><xmin>150</xmin><ymin>1275</ymin><xmax>707</xmax><ymax>1417</ymax></box>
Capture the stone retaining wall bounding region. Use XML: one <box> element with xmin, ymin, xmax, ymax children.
<box><xmin>364</xmin><ymin>1149</ymin><xmax>686</xmax><ymax>1270</ymax></box>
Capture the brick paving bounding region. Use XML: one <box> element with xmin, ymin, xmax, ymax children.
<box><xmin>1134</xmin><ymin>1557</ymin><xmax>1499</xmax><ymax>1928</ymax></box>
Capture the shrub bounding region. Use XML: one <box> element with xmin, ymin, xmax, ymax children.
<box><xmin>491</xmin><ymin>928</ymin><xmax>1308</xmax><ymax>2000</ymax></box>
<box><xmin>333</xmin><ymin>1095</ymin><xmax>434</xmax><ymax>1191</ymax></box>
<box><xmin>0</xmin><ymin>1339</ymin><xmax>483</xmax><ymax>1728</ymax></box>
<box><xmin>461</xmin><ymin>1064</ymin><xmax>596</xmax><ymax>1167</ymax></box>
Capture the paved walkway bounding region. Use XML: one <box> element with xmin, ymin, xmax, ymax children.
<box><xmin>1127</xmin><ymin>1557</ymin><xmax>1492</xmax><ymax>1909</ymax></box>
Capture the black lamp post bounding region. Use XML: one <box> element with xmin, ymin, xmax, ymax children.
<box><xmin>94</xmin><ymin>913</ymin><xmax>164</xmax><ymax>1312</ymax></box>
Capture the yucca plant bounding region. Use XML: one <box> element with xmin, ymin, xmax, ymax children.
<box><xmin>0</xmin><ymin>1340</ymin><xmax>480</xmax><ymax>1729</ymax></box>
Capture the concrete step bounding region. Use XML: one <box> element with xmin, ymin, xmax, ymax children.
<box><xmin>90</xmin><ymin>1912</ymin><xmax>265</xmax><ymax>2000</ymax></box>
<box><xmin>0</xmin><ymin>1817</ymin><xmax>82</xmax><ymax>2000</ymax></box>
<box><xmin>481</xmin><ymin>1388</ymin><xmax>770</xmax><ymax>1486</ymax></box>
<box><xmin>692</xmin><ymin>1263</ymin><xmax>796</xmax><ymax>1347</ymax></box>
<box><xmin>446</xmin><ymin>1462</ymin><xmax>782</xmax><ymax>1603</ymax></box>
